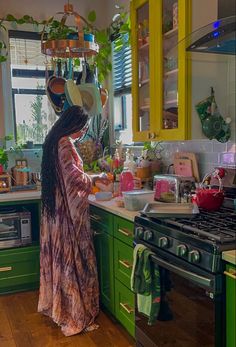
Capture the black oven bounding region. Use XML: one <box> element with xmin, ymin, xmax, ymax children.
<box><xmin>135</xmin><ymin>243</ymin><xmax>225</xmax><ymax>347</ymax></box>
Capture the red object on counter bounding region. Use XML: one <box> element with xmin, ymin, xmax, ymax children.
<box><xmin>195</xmin><ymin>188</ymin><xmax>224</xmax><ymax>211</ymax></box>
<box><xmin>0</xmin><ymin>164</ymin><xmax>3</xmax><ymax>174</ymax></box>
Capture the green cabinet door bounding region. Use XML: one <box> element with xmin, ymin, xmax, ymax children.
<box><xmin>0</xmin><ymin>245</ymin><xmax>40</xmax><ymax>294</ymax></box>
<box><xmin>225</xmin><ymin>263</ymin><xmax>236</xmax><ymax>347</ymax></box>
<box><xmin>93</xmin><ymin>226</ymin><xmax>114</xmax><ymax>315</ymax></box>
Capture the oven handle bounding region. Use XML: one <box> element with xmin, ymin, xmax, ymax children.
<box><xmin>151</xmin><ymin>254</ymin><xmax>214</xmax><ymax>289</ymax></box>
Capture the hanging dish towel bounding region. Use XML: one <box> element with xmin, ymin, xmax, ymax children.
<box><xmin>131</xmin><ymin>244</ymin><xmax>161</xmax><ymax>325</ymax></box>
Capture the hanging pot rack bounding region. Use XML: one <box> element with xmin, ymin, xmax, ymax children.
<box><xmin>41</xmin><ymin>2</ymin><xmax>99</xmax><ymax>58</ymax></box>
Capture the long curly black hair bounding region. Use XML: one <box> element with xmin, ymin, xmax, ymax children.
<box><xmin>41</xmin><ymin>105</ymin><xmax>88</xmax><ymax>219</ymax></box>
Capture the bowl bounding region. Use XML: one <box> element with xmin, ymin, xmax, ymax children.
<box><xmin>95</xmin><ymin>191</ymin><xmax>112</xmax><ymax>201</ymax></box>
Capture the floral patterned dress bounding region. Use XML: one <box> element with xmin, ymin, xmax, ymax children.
<box><xmin>38</xmin><ymin>137</ymin><xmax>99</xmax><ymax>336</ymax></box>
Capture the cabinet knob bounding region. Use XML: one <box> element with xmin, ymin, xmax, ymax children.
<box><xmin>148</xmin><ymin>132</ymin><xmax>157</xmax><ymax>140</ymax></box>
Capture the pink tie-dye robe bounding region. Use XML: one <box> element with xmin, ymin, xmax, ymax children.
<box><xmin>38</xmin><ymin>137</ymin><xmax>99</xmax><ymax>336</ymax></box>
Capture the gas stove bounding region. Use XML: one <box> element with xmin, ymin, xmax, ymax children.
<box><xmin>134</xmin><ymin>204</ymin><xmax>236</xmax><ymax>274</ymax></box>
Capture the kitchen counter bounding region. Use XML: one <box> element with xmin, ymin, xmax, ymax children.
<box><xmin>0</xmin><ymin>191</ymin><xmax>139</xmax><ymax>222</ymax></box>
<box><xmin>0</xmin><ymin>190</ymin><xmax>41</xmax><ymax>203</ymax></box>
<box><xmin>88</xmin><ymin>195</ymin><xmax>139</xmax><ymax>222</ymax></box>
<box><xmin>222</xmin><ymin>250</ymin><xmax>236</xmax><ymax>265</ymax></box>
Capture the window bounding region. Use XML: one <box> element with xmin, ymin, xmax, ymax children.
<box><xmin>112</xmin><ymin>35</ymin><xmax>133</xmax><ymax>144</ymax></box>
<box><xmin>9</xmin><ymin>30</ymin><xmax>57</xmax><ymax>145</ymax></box>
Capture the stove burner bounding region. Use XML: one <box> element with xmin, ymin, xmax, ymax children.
<box><xmin>151</xmin><ymin>207</ymin><xmax>236</xmax><ymax>244</ymax></box>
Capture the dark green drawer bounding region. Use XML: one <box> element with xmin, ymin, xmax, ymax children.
<box><xmin>90</xmin><ymin>206</ymin><xmax>113</xmax><ymax>235</ymax></box>
<box><xmin>0</xmin><ymin>245</ymin><xmax>40</xmax><ymax>293</ymax></box>
<box><xmin>114</xmin><ymin>239</ymin><xmax>133</xmax><ymax>289</ymax></box>
<box><xmin>115</xmin><ymin>279</ymin><xmax>135</xmax><ymax>337</ymax></box>
<box><xmin>114</xmin><ymin>216</ymin><xmax>134</xmax><ymax>246</ymax></box>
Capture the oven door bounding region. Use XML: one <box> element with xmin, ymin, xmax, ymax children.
<box><xmin>135</xmin><ymin>247</ymin><xmax>225</xmax><ymax>347</ymax></box>
<box><xmin>0</xmin><ymin>214</ymin><xmax>21</xmax><ymax>248</ymax></box>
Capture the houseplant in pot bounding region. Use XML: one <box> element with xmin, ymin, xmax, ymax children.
<box><xmin>0</xmin><ymin>135</ymin><xmax>13</xmax><ymax>173</ymax></box>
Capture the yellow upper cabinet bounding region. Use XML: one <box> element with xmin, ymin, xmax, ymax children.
<box><xmin>131</xmin><ymin>0</ymin><xmax>191</xmax><ymax>142</ymax></box>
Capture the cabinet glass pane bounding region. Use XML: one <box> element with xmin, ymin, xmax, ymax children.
<box><xmin>137</xmin><ymin>2</ymin><xmax>150</xmax><ymax>132</ymax></box>
<box><xmin>162</xmin><ymin>0</ymin><xmax>179</xmax><ymax>129</ymax></box>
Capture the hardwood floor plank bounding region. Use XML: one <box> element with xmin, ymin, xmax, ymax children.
<box><xmin>0</xmin><ymin>291</ymin><xmax>135</xmax><ymax>347</ymax></box>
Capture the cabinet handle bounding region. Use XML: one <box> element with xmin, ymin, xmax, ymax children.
<box><xmin>119</xmin><ymin>259</ymin><xmax>133</xmax><ymax>269</ymax></box>
<box><xmin>0</xmin><ymin>266</ymin><xmax>12</xmax><ymax>272</ymax></box>
<box><xmin>118</xmin><ymin>228</ymin><xmax>132</xmax><ymax>237</ymax></box>
<box><xmin>91</xmin><ymin>229</ymin><xmax>102</xmax><ymax>236</ymax></box>
<box><xmin>120</xmin><ymin>302</ymin><xmax>134</xmax><ymax>314</ymax></box>
<box><xmin>91</xmin><ymin>214</ymin><xmax>101</xmax><ymax>222</ymax></box>
<box><xmin>224</xmin><ymin>270</ymin><xmax>236</xmax><ymax>280</ymax></box>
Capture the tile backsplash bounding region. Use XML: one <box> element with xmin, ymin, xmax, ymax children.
<box><xmin>5</xmin><ymin>139</ymin><xmax>235</xmax><ymax>183</ymax></box>
<box><xmin>160</xmin><ymin>140</ymin><xmax>235</xmax><ymax>179</ymax></box>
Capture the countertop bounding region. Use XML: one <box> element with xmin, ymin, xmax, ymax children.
<box><xmin>0</xmin><ymin>190</ymin><xmax>41</xmax><ymax>203</ymax></box>
<box><xmin>88</xmin><ymin>195</ymin><xmax>139</xmax><ymax>222</ymax></box>
<box><xmin>222</xmin><ymin>250</ymin><xmax>236</xmax><ymax>265</ymax></box>
<box><xmin>0</xmin><ymin>190</ymin><xmax>139</xmax><ymax>222</ymax></box>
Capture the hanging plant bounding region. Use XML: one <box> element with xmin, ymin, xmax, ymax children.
<box><xmin>0</xmin><ymin>5</ymin><xmax>130</xmax><ymax>82</ymax></box>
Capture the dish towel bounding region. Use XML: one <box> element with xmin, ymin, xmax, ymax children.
<box><xmin>131</xmin><ymin>244</ymin><xmax>161</xmax><ymax>325</ymax></box>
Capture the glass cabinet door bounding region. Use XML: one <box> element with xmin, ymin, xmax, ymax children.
<box><xmin>162</xmin><ymin>0</ymin><xmax>179</xmax><ymax>130</ymax></box>
<box><xmin>137</xmin><ymin>2</ymin><xmax>150</xmax><ymax>132</ymax></box>
<box><xmin>132</xmin><ymin>0</ymin><xmax>153</xmax><ymax>141</ymax></box>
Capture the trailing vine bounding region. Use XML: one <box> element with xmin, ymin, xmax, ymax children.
<box><xmin>0</xmin><ymin>5</ymin><xmax>130</xmax><ymax>82</ymax></box>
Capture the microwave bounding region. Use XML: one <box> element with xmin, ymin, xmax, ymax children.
<box><xmin>0</xmin><ymin>210</ymin><xmax>32</xmax><ymax>249</ymax></box>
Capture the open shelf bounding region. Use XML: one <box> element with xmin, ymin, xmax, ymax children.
<box><xmin>164</xmin><ymin>27</ymin><xmax>178</xmax><ymax>39</ymax></box>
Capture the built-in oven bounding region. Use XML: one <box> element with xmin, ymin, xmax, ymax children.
<box><xmin>135</xmin><ymin>243</ymin><xmax>225</xmax><ymax>347</ymax></box>
<box><xmin>0</xmin><ymin>210</ymin><xmax>32</xmax><ymax>249</ymax></box>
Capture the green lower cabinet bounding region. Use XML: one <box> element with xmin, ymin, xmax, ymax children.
<box><xmin>115</xmin><ymin>279</ymin><xmax>135</xmax><ymax>337</ymax></box>
<box><xmin>93</xmin><ymin>227</ymin><xmax>115</xmax><ymax>315</ymax></box>
<box><xmin>0</xmin><ymin>245</ymin><xmax>40</xmax><ymax>294</ymax></box>
<box><xmin>114</xmin><ymin>238</ymin><xmax>133</xmax><ymax>289</ymax></box>
<box><xmin>225</xmin><ymin>263</ymin><xmax>236</xmax><ymax>347</ymax></box>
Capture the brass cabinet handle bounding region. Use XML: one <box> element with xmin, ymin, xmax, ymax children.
<box><xmin>118</xmin><ymin>228</ymin><xmax>132</xmax><ymax>237</ymax></box>
<box><xmin>0</xmin><ymin>266</ymin><xmax>12</xmax><ymax>272</ymax></box>
<box><xmin>120</xmin><ymin>302</ymin><xmax>134</xmax><ymax>314</ymax></box>
<box><xmin>224</xmin><ymin>270</ymin><xmax>236</xmax><ymax>280</ymax></box>
<box><xmin>119</xmin><ymin>259</ymin><xmax>133</xmax><ymax>269</ymax></box>
<box><xmin>93</xmin><ymin>231</ymin><xmax>102</xmax><ymax>236</ymax></box>
<box><xmin>91</xmin><ymin>214</ymin><xmax>101</xmax><ymax>222</ymax></box>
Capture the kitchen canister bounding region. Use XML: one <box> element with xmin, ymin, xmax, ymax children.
<box><xmin>173</xmin><ymin>2</ymin><xmax>178</xmax><ymax>29</ymax></box>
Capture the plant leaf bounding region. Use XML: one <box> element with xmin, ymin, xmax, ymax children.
<box><xmin>88</xmin><ymin>10</ymin><xmax>96</xmax><ymax>23</ymax></box>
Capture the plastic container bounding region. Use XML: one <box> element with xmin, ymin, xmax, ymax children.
<box><xmin>95</xmin><ymin>192</ymin><xmax>112</xmax><ymax>201</ymax></box>
<box><xmin>120</xmin><ymin>168</ymin><xmax>134</xmax><ymax>194</ymax></box>
<box><xmin>123</xmin><ymin>190</ymin><xmax>154</xmax><ymax>211</ymax></box>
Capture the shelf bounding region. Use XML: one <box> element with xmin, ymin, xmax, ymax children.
<box><xmin>163</xmin><ymin>27</ymin><xmax>178</xmax><ymax>39</ymax></box>
<box><xmin>138</xmin><ymin>42</ymin><xmax>149</xmax><ymax>51</ymax></box>
<box><xmin>164</xmin><ymin>99</ymin><xmax>178</xmax><ymax>105</ymax></box>
<box><xmin>139</xmin><ymin>105</ymin><xmax>150</xmax><ymax>111</ymax></box>
<box><xmin>164</xmin><ymin>68</ymin><xmax>178</xmax><ymax>77</ymax></box>
<box><xmin>139</xmin><ymin>79</ymin><xmax>150</xmax><ymax>86</ymax></box>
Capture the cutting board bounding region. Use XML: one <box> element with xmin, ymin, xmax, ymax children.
<box><xmin>174</xmin><ymin>158</ymin><xmax>193</xmax><ymax>177</ymax></box>
<box><xmin>174</xmin><ymin>152</ymin><xmax>200</xmax><ymax>182</ymax></box>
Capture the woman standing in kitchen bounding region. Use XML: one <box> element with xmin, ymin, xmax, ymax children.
<box><xmin>38</xmin><ymin>105</ymin><xmax>99</xmax><ymax>336</ymax></box>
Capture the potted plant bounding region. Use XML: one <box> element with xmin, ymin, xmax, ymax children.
<box><xmin>0</xmin><ymin>135</ymin><xmax>14</xmax><ymax>173</ymax></box>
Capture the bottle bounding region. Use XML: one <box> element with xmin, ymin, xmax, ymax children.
<box><xmin>123</xmin><ymin>149</ymin><xmax>137</xmax><ymax>176</ymax></box>
<box><xmin>120</xmin><ymin>167</ymin><xmax>134</xmax><ymax>195</ymax></box>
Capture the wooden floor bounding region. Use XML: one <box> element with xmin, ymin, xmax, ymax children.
<box><xmin>0</xmin><ymin>291</ymin><xmax>135</xmax><ymax>347</ymax></box>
